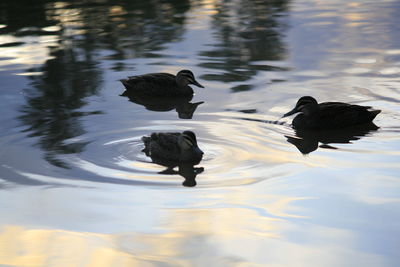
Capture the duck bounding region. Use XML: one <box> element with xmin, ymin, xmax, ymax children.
<box><xmin>282</xmin><ymin>96</ymin><xmax>381</xmax><ymax>129</ymax></box>
<box><xmin>120</xmin><ymin>70</ymin><xmax>204</xmax><ymax>96</ymax></box>
<box><xmin>142</xmin><ymin>130</ymin><xmax>203</xmax><ymax>163</ymax></box>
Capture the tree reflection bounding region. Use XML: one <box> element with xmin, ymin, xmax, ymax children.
<box><xmin>0</xmin><ymin>0</ymin><xmax>54</xmax><ymax>34</ymax></box>
<box><xmin>199</xmin><ymin>0</ymin><xmax>289</xmax><ymax>91</ymax></box>
<box><xmin>42</xmin><ymin>0</ymin><xmax>191</xmax><ymax>62</ymax></box>
<box><xmin>98</xmin><ymin>0</ymin><xmax>191</xmax><ymax>60</ymax></box>
<box><xmin>19</xmin><ymin>48</ymin><xmax>102</xmax><ymax>168</ymax></box>
<box><xmin>10</xmin><ymin>0</ymin><xmax>192</xmax><ymax>167</ymax></box>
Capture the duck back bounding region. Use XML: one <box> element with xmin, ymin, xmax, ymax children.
<box><xmin>294</xmin><ymin>102</ymin><xmax>381</xmax><ymax>129</ymax></box>
<box><xmin>121</xmin><ymin>73</ymin><xmax>193</xmax><ymax>96</ymax></box>
<box><xmin>142</xmin><ymin>131</ymin><xmax>203</xmax><ymax>163</ymax></box>
<box><xmin>142</xmin><ymin>132</ymin><xmax>181</xmax><ymax>161</ymax></box>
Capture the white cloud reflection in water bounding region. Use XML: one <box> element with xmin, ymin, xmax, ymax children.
<box><xmin>0</xmin><ymin>180</ymin><xmax>395</xmax><ymax>266</ymax></box>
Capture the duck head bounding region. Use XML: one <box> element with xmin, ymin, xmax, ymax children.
<box><xmin>178</xmin><ymin>130</ymin><xmax>204</xmax><ymax>161</ymax></box>
<box><xmin>176</xmin><ymin>70</ymin><xmax>204</xmax><ymax>88</ymax></box>
<box><xmin>283</xmin><ymin>96</ymin><xmax>319</xmax><ymax>117</ymax></box>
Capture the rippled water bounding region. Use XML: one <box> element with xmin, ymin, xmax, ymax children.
<box><xmin>1</xmin><ymin>0</ymin><xmax>400</xmax><ymax>266</ymax></box>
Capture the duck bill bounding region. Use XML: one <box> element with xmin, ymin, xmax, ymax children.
<box><xmin>195</xmin><ymin>147</ymin><xmax>204</xmax><ymax>155</ymax></box>
<box><xmin>282</xmin><ymin>108</ymin><xmax>298</xmax><ymax>118</ymax></box>
<box><xmin>191</xmin><ymin>79</ymin><xmax>204</xmax><ymax>88</ymax></box>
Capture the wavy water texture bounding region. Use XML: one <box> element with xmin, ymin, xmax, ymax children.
<box><xmin>0</xmin><ymin>0</ymin><xmax>400</xmax><ymax>266</ymax></box>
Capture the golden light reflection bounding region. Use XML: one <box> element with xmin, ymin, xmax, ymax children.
<box><xmin>0</xmin><ymin>183</ymin><xmax>311</xmax><ymax>266</ymax></box>
<box><xmin>202</xmin><ymin>119</ymin><xmax>331</xmax><ymax>168</ymax></box>
<box><xmin>0</xmin><ymin>225</ymin><xmax>247</xmax><ymax>266</ymax></box>
<box><xmin>0</xmin><ymin>226</ymin><xmax>138</xmax><ymax>267</ymax></box>
<box><xmin>108</xmin><ymin>5</ymin><xmax>128</xmax><ymax>22</ymax></box>
<box><xmin>199</xmin><ymin>0</ymin><xmax>219</xmax><ymax>15</ymax></box>
<box><xmin>165</xmin><ymin>208</ymin><xmax>282</xmax><ymax>239</ymax></box>
<box><xmin>343</xmin><ymin>13</ymin><xmax>364</xmax><ymax>22</ymax></box>
<box><xmin>109</xmin><ymin>5</ymin><xmax>127</xmax><ymax>16</ymax></box>
<box><xmin>45</xmin><ymin>2</ymin><xmax>85</xmax><ymax>37</ymax></box>
<box><xmin>161</xmin><ymin>186</ymin><xmax>312</xmax><ymax>243</ymax></box>
<box><xmin>0</xmin><ymin>36</ymin><xmax>57</xmax><ymax>70</ymax></box>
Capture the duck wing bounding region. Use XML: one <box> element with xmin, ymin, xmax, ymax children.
<box><xmin>121</xmin><ymin>73</ymin><xmax>177</xmax><ymax>95</ymax></box>
<box><xmin>319</xmin><ymin>102</ymin><xmax>379</xmax><ymax>128</ymax></box>
<box><xmin>143</xmin><ymin>132</ymin><xmax>182</xmax><ymax>159</ymax></box>
<box><xmin>127</xmin><ymin>73</ymin><xmax>175</xmax><ymax>82</ymax></box>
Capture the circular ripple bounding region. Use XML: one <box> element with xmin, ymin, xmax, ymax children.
<box><xmin>52</xmin><ymin>117</ymin><xmax>297</xmax><ymax>188</ymax></box>
<box><xmin>8</xmin><ymin>107</ymin><xmax>388</xmax><ymax>188</ymax></box>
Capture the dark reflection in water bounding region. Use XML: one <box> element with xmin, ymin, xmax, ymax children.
<box><xmin>92</xmin><ymin>0</ymin><xmax>190</xmax><ymax>62</ymax></box>
<box><xmin>143</xmin><ymin>151</ymin><xmax>204</xmax><ymax>187</ymax></box>
<box><xmin>199</xmin><ymin>0</ymin><xmax>289</xmax><ymax>90</ymax></box>
<box><xmin>2</xmin><ymin>0</ymin><xmax>194</xmax><ymax>166</ymax></box>
<box><xmin>19</xmin><ymin>47</ymin><xmax>102</xmax><ymax>168</ymax></box>
<box><xmin>158</xmin><ymin>163</ymin><xmax>204</xmax><ymax>187</ymax></box>
<box><xmin>0</xmin><ymin>0</ymin><xmax>291</xmax><ymax>169</ymax></box>
<box><xmin>49</xmin><ymin>0</ymin><xmax>192</xmax><ymax>62</ymax></box>
<box><xmin>121</xmin><ymin>90</ymin><xmax>204</xmax><ymax>119</ymax></box>
<box><xmin>0</xmin><ymin>0</ymin><xmax>54</xmax><ymax>33</ymax></box>
<box><xmin>286</xmin><ymin>123</ymin><xmax>380</xmax><ymax>155</ymax></box>
<box><xmin>0</xmin><ymin>0</ymin><xmax>191</xmax><ymax>47</ymax></box>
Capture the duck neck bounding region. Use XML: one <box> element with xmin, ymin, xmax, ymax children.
<box><xmin>302</xmin><ymin>103</ymin><xmax>319</xmax><ymax>117</ymax></box>
<box><xmin>176</xmin><ymin>75</ymin><xmax>188</xmax><ymax>88</ymax></box>
<box><xmin>180</xmin><ymin>147</ymin><xmax>202</xmax><ymax>162</ymax></box>
<box><xmin>174</xmin><ymin>76</ymin><xmax>193</xmax><ymax>95</ymax></box>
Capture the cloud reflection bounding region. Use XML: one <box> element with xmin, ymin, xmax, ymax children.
<box><xmin>0</xmin><ymin>191</ymin><xmax>309</xmax><ymax>266</ymax></box>
<box><xmin>0</xmin><ymin>189</ymin><xmax>387</xmax><ymax>267</ymax></box>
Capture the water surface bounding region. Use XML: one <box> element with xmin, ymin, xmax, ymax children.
<box><xmin>0</xmin><ymin>0</ymin><xmax>399</xmax><ymax>266</ymax></box>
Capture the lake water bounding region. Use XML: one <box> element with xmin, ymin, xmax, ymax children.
<box><xmin>1</xmin><ymin>0</ymin><xmax>400</xmax><ymax>266</ymax></box>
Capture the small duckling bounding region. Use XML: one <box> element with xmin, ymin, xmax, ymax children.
<box><xmin>283</xmin><ymin>96</ymin><xmax>381</xmax><ymax>129</ymax></box>
<box><xmin>142</xmin><ymin>130</ymin><xmax>203</xmax><ymax>163</ymax></box>
<box><xmin>120</xmin><ymin>70</ymin><xmax>204</xmax><ymax>96</ymax></box>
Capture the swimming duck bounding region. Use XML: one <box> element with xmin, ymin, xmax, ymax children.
<box><xmin>283</xmin><ymin>96</ymin><xmax>381</xmax><ymax>129</ymax></box>
<box><xmin>120</xmin><ymin>70</ymin><xmax>204</xmax><ymax>96</ymax></box>
<box><xmin>142</xmin><ymin>130</ymin><xmax>203</xmax><ymax>163</ymax></box>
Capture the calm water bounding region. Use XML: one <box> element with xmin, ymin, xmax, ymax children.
<box><xmin>1</xmin><ymin>0</ymin><xmax>400</xmax><ymax>266</ymax></box>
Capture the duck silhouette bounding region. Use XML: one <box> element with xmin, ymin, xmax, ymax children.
<box><xmin>120</xmin><ymin>69</ymin><xmax>204</xmax><ymax>97</ymax></box>
<box><xmin>283</xmin><ymin>96</ymin><xmax>381</xmax><ymax>129</ymax></box>
<box><xmin>142</xmin><ymin>131</ymin><xmax>203</xmax><ymax>163</ymax></box>
<box><xmin>142</xmin><ymin>131</ymin><xmax>204</xmax><ymax>187</ymax></box>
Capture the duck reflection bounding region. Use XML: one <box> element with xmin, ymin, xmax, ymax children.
<box><xmin>286</xmin><ymin>123</ymin><xmax>379</xmax><ymax>154</ymax></box>
<box><xmin>156</xmin><ymin>163</ymin><xmax>204</xmax><ymax>187</ymax></box>
<box><xmin>142</xmin><ymin>131</ymin><xmax>204</xmax><ymax>187</ymax></box>
<box><xmin>121</xmin><ymin>90</ymin><xmax>203</xmax><ymax>119</ymax></box>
